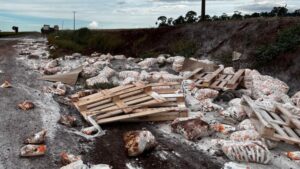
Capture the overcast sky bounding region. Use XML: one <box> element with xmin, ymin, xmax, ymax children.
<box><xmin>0</xmin><ymin>0</ymin><xmax>299</xmax><ymax>31</ymax></box>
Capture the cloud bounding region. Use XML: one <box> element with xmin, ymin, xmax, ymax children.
<box><xmin>88</xmin><ymin>21</ymin><xmax>98</xmax><ymax>28</ymax></box>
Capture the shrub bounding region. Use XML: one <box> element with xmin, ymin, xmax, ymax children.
<box><xmin>169</xmin><ymin>40</ymin><xmax>197</xmax><ymax>57</ymax></box>
<box><xmin>255</xmin><ymin>25</ymin><xmax>300</xmax><ymax>66</ymax></box>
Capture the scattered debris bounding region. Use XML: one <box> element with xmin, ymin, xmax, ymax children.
<box><xmin>285</xmin><ymin>151</ymin><xmax>300</xmax><ymax>161</ymax></box>
<box><xmin>24</xmin><ymin>130</ymin><xmax>47</xmax><ymax>144</ymax></box>
<box><xmin>40</xmin><ymin>66</ymin><xmax>83</xmax><ymax>85</ymax></box>
<box><xmin>60</xmin><ymin>151</ymin><xmax>82</xmax><ymax>165</ymax></box>
<box><xmin>20</xmin><ymin>144</ymin><xmax>47</xmax><ymax>157</ymax></box>
<box><xmin>210</xmin><ymin>123</ymin><xmax>236</xmax><ymax>134</ymax></box>
<box><xmin>171</xmin><ymin>117</ymin><xmax>210</xmax><ymax>140</ymax></box>
<box><xmin>60</xmin><ymin>160</ymin><xmax>111</xmax><ymax>169</ymax></box>
<box><xmin>18</xmin><ymin>101</ymin><xmax>35</xmax><ymax>110</ymax></box>
<box><xmin>221</xmin><ymin>141</ymin><xmax>271</xmax><ymax>164</ymax></box>
<box><xmin>0</xmin><ymin>81</ymin><xmax>12</xmax><ymax>88</ymax></box>
<box><xmin>58</xmin><ymin>115</ymin><xmax>77</xmax><ymax>127</ymax></box>
<box><xmin>123</xmin><ymin>130</ymin><xmax>157</xmax><ymax>156</ymax></box>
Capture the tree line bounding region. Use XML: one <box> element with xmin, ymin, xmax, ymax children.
<box><xmin>156</xmin><ymin>7</ymin><xmax>300</xmax><ymax>27</ymax></box>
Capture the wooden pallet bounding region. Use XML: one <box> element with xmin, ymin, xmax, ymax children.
<box><xmin>102</xmin><ymin>94</ymin><xmax>188</xmax><ymax>124</ymax></box>
<box><xmin>73</xmin><ymin>83</ymin><xmax>167</xmax><ymax>120</ymax></box>
<box><xmin>190</xmin><ymin>67</ymin><xmax>245</xmax><ymax>91</ymax></box>
<box><xmin>150</xmin><ymin>82</ymin><xmax>181</xmax><ymax>94</ymax></box>
<box><xmin>242</xmin><ymin>95</ymin><xmax>300</xmax><ymax>145</ymax></box>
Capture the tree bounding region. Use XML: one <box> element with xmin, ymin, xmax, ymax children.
<box><xmin>167</xmin><ymin>17</ymin><xmax>173</xmax><ymax>26</ymax></box>
<box><xmin>231</xmin><ymin>11</ymin><xmax>243</xmax><ymax>20</ymax></box>
<box><xmin>156</xmin><ymin>16</ymin><xmax>168</xmax><ymax>27</ymax></box>
<box><xmin>251</xmin><ymin>12</ymin><xmax>260</xmax><ymax>18</ymax></box>
<box><xmin>271</xmin><ymin>6</ymin><xmax>288</xmax><ymax>17</ymax></box>
<box><xmin>220</xmin><ymin>13</ymin><xmax>230</xmax><ymax>20</ymax></box>
<box><xmin>185</xmin><ymin>11</ymin><xmax>197</xmax><ymax>23</ymax></box>
<box><xmin>294</xmin><ymin>9</ymin><xmax>300</xmax><ymax>16</ymax></box>
<box><xmin>173</xmin><ymin>16</ymin><xmax>185</xmax><ymax>25</ymax></box>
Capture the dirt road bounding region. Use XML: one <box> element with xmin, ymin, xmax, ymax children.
<box><xmin>0</xmin><ymin>37</ymin><xmax>223</xmax><ymax>169</ymax></box>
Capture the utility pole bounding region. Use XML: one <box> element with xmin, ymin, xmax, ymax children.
<box><xmin>61</xmin><ymin>21</ymin><xmax>64</xmax><ymax>30</ymax></box>
<box><xmin>73</xmin><ymin>11</ymin><xmax>76</xmax><ymax>30</ymax></box>
<box><xmin>201</xmin><ymin>0</ymin><xmax>206</xmax><ymax>21</ymax></box>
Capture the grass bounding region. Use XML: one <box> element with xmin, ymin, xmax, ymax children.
<box><xmin>48</xmin><ymin>28</ymin><xmax>124</xmax><ymax>57</ymax></box>
<box><xmin>168</xmin><ymin>40</ymin><xmax>197</xmax><ymax>57</ymax></box>
<box><xmin>0</xmin><ymin>32</ymin><xmax>33</xmax><ymax>38</ymax></box>
<box><xmin>255</xmin><ymin>24</ymin><xmax>300</xmax><ymax>66</ymax></box>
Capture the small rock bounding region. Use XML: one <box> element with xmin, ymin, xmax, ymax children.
<box><xmin>1</xmin><ymin>81</ymin><xmax>12</xmax><ymax>88</ymax></box>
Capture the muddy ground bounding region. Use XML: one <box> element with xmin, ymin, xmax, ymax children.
<box><xmin>0</xmin><ymin>37</ymin><xmax>223</xmax><ymax>169</ymax></box>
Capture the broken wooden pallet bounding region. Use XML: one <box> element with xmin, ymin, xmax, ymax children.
<box><xmin>73</xmin><ymin>83</ymin><xmax>167</xmax><ymax>120</ymax></box>
<box><xmin>242</xmin><ymin>95</ymin><xmax>300</xmax><ymax>145</ymax></box>
<box><xmin>190</xmin><ymin>67</ymin><xmax>245</xmax><ymax>91</ymax></box>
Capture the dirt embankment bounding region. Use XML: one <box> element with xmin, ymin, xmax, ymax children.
<box><xmin>49</xmin><ymin>17</ymin><xmax>300</xmax><ymax>93</ymax></box>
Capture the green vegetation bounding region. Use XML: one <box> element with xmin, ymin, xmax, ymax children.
<box><xmin>0</xmin><ymin>32</ymin><xmax>30</xmax><ymax>38</ymax></box>
<box><xmin>48</xmin><ymin>28</ymin><xmax>124</xmax><ymax>57</ymax></box>
<box><xmin>168</xmin><ymin>40</ymin><xmax>197</xmax><ymax>57</ymax></box>
<box><xmin>255</xmin><ymin>25</ymin><xmax>300</xmax><ymax>66</ymax></box>
<box><xmin>156</xmin><ymin>6</ymin><xmax>300</xmax><ymax>27</ymax></box>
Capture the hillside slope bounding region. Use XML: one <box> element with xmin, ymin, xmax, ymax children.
<box><xmin>49</xmin><ymin>17</ymin><xmax>300</xmax><ymax>93</ymax></box>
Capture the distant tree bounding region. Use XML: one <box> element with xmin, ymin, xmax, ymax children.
<box><xmin>185</xmin><ymin>11</ymin><xmax>198</xmax><ymax>23</ymax></box>
<box><xmin>271</xmin><ymin>6</ymin><xmax>288</xmax><ymax>16</ymax></box>
<box><xmin>220</xmin><ymin>13</ymin><xmax>230</xmax><ymax>20</ymax></box>
<box><xmin>294</xmin><ymin>9</ymin><xmax>300</xmax><ymax>16</ymax></box>
<box><xmin>167</xmin><ymin>17</ymin><xmax>174</xmax><ymax>26</ymax></box>
<box><xmin>211</xmin><ymin>15</ymin><xmax>219</xmax><ymax>21</ymax></box>
<box><xmin>232</xmin><ymin>11</ymin><xmax>243</xmax><ymax>20</ymax></box>
<box><xmin>251</xmin><ymin>12</ymin><xmax>260</xmax><ymax>18</ymax></box>
<box><xmin>156</xmin><ymin>16</ymin><xmax>168</xmax><ymax>27</ymax></box>
<box><xmin>204</xmin><ymin>15</ymin><xmax>212</xmax><ymax>21</ymax></box>
<box><xmin>244</xmin><ymin>14</ymin><xmax>251</xmax><ymax>19</ymax></box>
<box><xmin>173</xmin><ymin>16</ymin><xmax>185</xmax><ymax>25</ymax></box>
<box><xmin>260</xmin><ymin>12</ymin><xmax>271</xmax><ymax>17</ymax></box>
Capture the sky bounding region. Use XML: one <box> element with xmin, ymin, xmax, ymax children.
<box><xmin>0</xmin><ymin>0</ymin><xmax>299</xmax><ymax>31</ymax></box>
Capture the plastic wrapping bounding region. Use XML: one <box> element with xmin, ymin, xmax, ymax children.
<box><xmin>123</xmin><ymin>130</ymin><xmax>157</xmax><ymax>157</ymax></box>
<box><xmin>119</xmin><ymin>71</ymin><xmax>140</xmax><ymax>80</ymax></box>
<box><xmin>24</xmin><ymin>130</ymin><xmax>47</xmax><ymax>144</ymax></box>
<box><xmin>171</xmin><ymin>117</ymin><xmax>210</xmax><ymax>140</ymax></box>
<box><xmin>138</xmin><ymin>58</ymin><xmax>157</xmax><ymax>68</ymax></box>
<box><xmin>222</xmin><ymin>141</ymin><xmax>271</xmax><ymax>164</ymax></box>
<box><xmin>191</xmin><ymin>88</ymin><xmax>219</xmax><ymax>101</ymax></box>
<box><xmin>237</xmin><ymin>119</ymin><xmax>255</xmax><ymax>131</ymax></box>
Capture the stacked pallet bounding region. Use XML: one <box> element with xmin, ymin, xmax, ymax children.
<box><xmin>73</xmin><ymin>82</ymin><xmax>187</xmax><ymax>124</ymax></box>
<box><xmin>242</xmin><ymin>95</ymin><xmax>300</xmax><ymax>145</ymax></box>
<box><xmin>187</xmin><ymin>67</ymin><xmax>245</xmax><ymax>91</ymax></box>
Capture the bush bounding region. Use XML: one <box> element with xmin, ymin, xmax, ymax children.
<box><xmin>169</xmin><ymin>40</ymin><xmax>197</xmax><ymax>57</ymax></box>
<box><xmin>255</xmin><ymin>25</ymin><xmax>300</xmax><ymax>66</ymax></box>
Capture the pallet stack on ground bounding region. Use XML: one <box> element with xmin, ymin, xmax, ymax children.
<box><xmin>73</xmin><ymin>82</ymin><xmax>188</xmax><ymax>124</ymax></box>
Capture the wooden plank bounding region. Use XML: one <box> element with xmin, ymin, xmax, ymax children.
<box><xmin>184</xmin><ymin>68</ymin><xmax>203</xmax><ymax>80</ymax></box>
<box><xmin>96</xmin><ymin>107</ymin><xmax>185</xmax><ymax>124</ymax></box>
<box><xmin>203</xmin><ymin>67</ymin><xmax>224</xmax><ymax>86</ymax></box>
<box><xmin>242</xmin><ymin>95</ymin><xmax>272</xmax><ymax>128</ymax></box>
<box><xmin>227</xmin><ymin>69</ymin><xmax>245</xmax><ymax>86</ymax></box>
<box><xmin>77</xmin><ymin>85</ymin><xmax>147</xmax><ymax>106</ymax></box>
